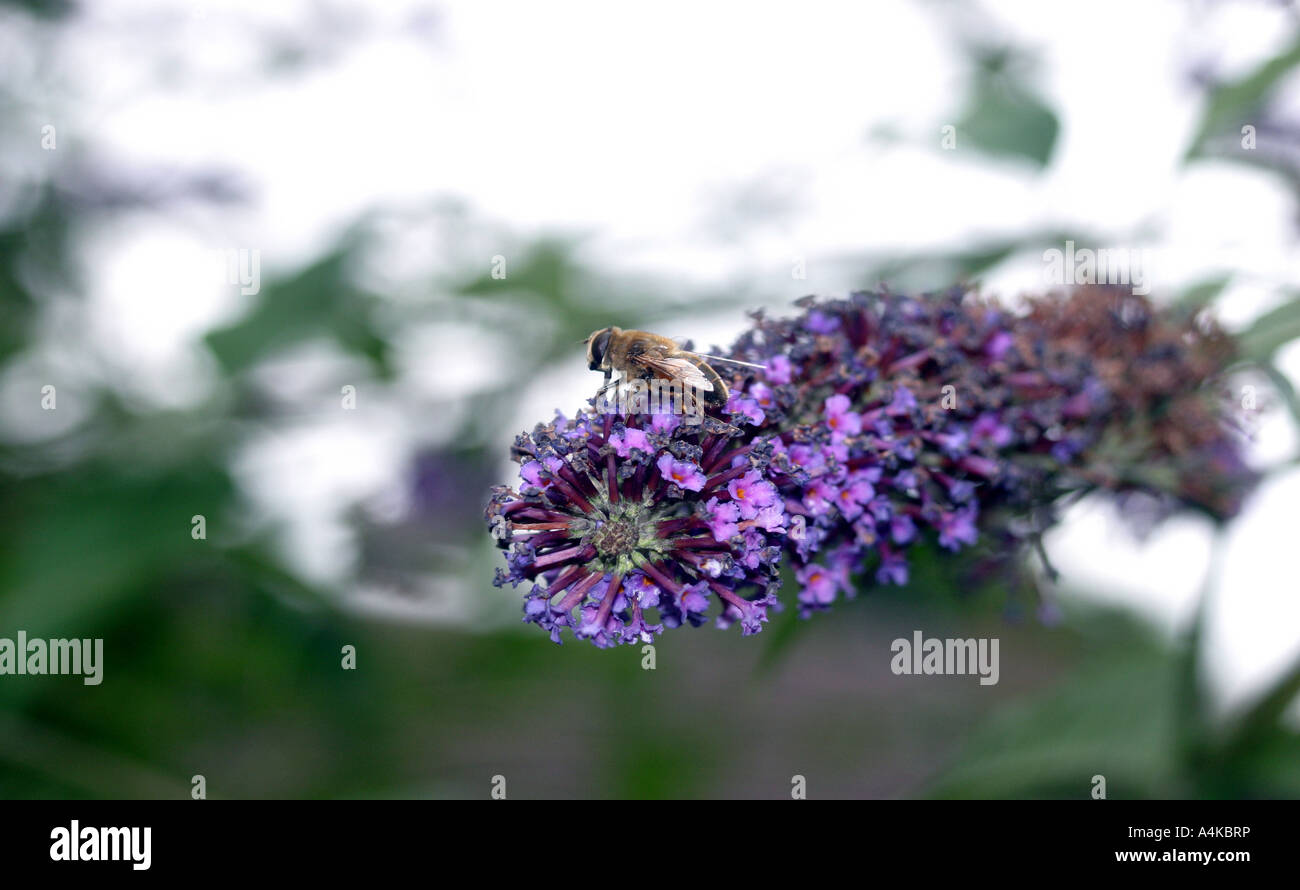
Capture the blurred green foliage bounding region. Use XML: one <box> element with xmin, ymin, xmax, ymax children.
<box><xmin>955</xmin><ymin>45</ymin><xmax>1059</xmax><ymax>169</ymax></box>
<box><xmin>0</xmin><ymin>3</ymin><xmax>1297</xmax><ymax>799</ymax></box>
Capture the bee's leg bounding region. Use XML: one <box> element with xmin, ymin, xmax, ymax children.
<box><xmin>596</xmin><ymin>370</ymin><xmax>618</xmax><ymax>400</ymax></box>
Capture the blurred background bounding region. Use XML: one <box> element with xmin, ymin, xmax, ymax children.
<box><xmin>1</xmin><ymin>0</ymin><xmax>1299</xmax><ymax>798</ymax></box>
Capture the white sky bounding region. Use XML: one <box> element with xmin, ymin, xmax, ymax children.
<box><xmin>5</xmin><ymin>0</ymin><xmax>1299</xmax><ymax>712</ymax></box>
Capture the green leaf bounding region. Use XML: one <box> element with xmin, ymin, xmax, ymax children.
<box><xmin>1186</xmin><ymin>33</ymin><xmax>1300</xmax><ymax>161</ymax></box>
<box><xmin>1175</xmin><ymin>274</ymin><xmax>1233</xmax><ymax>314</ymax></box>
<box><xmin>1218</xmin><ymin>649</ymin><xmax>1300</xmax><ymax>762</ymax></box>
<box><xmin>956</xmin><ymin>76</ymin><xmax>1059</xmax><ymax>168</ymax></box>
<box><xmin>1236</xmin><ymin>292</ymin><xmax>1300</xmax><ymax>360</ymax></box>
<box><xmin>1257</xmin><ymin>360</ymin><xmax>1300</xmax><ymax>440</ymax></box>
<box><xmin>204</xmin><ymin>238</ymin><xmax>393</xmax><ymax>378</ymax></box>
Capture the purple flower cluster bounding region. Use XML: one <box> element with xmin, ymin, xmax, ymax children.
<box><xmin>722</xmin><ymin>293</ymin><xmax>1018</xmax><ymax>614</ymax></box>
<box><xmin>486</xmin><ymin>286</ymin><xmax>1255</xmax><ymax>645</ymax></box>
<box><xmin>487</xmin><ymin>409</ymin><xmax>784</xmax><ymax>647</ymax></box>
<box><xmin>721</xmin><ymin>288</ymin><xmax>1254</xmax><ymax>614</ymax></box>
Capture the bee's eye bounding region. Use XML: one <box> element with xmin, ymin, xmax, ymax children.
<box><xmin>589</xmin><ymin>330</ymin><xmax>612</xmax><ymax>370</ymax></box>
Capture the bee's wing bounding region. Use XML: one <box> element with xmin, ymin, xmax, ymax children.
<box><xmin>631</xmin><ymin>354</ymin><xmax>715</xmax><ymax>392</ymax></box>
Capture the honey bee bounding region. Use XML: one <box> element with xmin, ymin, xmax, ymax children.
<box><xmin>583</xmin><ymin>326</ymin><xmax>764</xmax><ymax>406</ymax></box>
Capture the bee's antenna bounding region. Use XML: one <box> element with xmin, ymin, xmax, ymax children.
<box><xmin>694</xmin><ymin>352</ymin><xmax>767</xmax><ymax>370</ymax></box>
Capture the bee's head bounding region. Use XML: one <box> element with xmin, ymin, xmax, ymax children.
<box><xmin>585</xmin><ymin>327</ymin><xmax>616</xmax><ymax>371</ymax></box>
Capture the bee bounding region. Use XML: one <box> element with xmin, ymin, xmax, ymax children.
<box><xmin>583</xmin><ymin>326</ymin><xmax>764</xmax><ymax>406</ymax></box>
